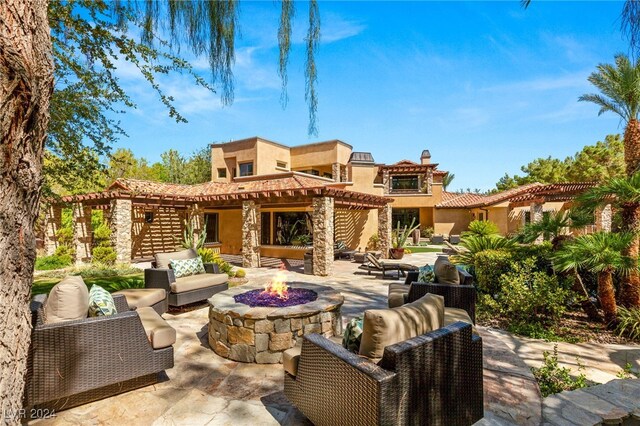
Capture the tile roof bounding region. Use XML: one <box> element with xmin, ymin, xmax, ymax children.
<box><xmin>64</xmin><ymin>172</ymin><xmax>390</xmax><ymax>208</ymax></box>
<box><xmin>437</xmin><ymin>182</ymin><xmax>597</xmax><ymax>209</ymax></box>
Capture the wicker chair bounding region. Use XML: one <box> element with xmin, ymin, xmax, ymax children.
<box><xmin>26</xmin><ymin>294</ymin><xmax>174</xmax><ymax>412</ymax></box>
<box><xmin>284</xmin><ymin>322</ymin><xmax>483</xmax><ymax>426</ymax></box>
<box><xmin>403</xmin><ymin>270</ymin><xmax>477</xmax><ymax>323</ymax></box>
<box><xmin>145</xmin><ymin>251</ymin><xmax>229</xmax><ymax>307</ymax></box>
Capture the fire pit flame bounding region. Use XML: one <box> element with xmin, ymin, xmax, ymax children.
<box><xmin>263</xmin><ymin>263</ymin><xmax>289</xmax><ymax>300</ymax></box>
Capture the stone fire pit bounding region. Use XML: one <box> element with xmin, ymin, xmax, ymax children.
<box><xmin>207</xmin><ymin>283</ymin><xmax>344</xmax><ymax>364</ymax></box>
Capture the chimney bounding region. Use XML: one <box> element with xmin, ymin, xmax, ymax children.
<box><xmin>420</xmin><ymin>149</ymin><xmax>431</xmax><ymax>165</ymax></box>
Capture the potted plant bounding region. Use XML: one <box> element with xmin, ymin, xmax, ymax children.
<box><xmin>390</xmin><ymin>218</ymin><xmax>420</xmax><ymax>259</ymax></box>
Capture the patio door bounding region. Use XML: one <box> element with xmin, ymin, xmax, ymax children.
<box><xmin>391</xmin><ymin>208</ymin><xmax>420</xmax><ymax>229</ymax></box>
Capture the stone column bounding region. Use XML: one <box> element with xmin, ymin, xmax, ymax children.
<box><xmin>425</xmin><ymin>170</ymin><xmax>433</xmax><ymax>194</ymax></box>
<box><xmin>530</xmin><ymin>202</ymin><xmax>544</xmax><ymax>244</ymax></box>
<box><xmin>382</xmin><ymin>170</ymin><xmax>390</xmax><ymax>195</ymax></box>
<box><xmin>340</xmin><ymin>165</ymin><xmax>348</xmax><ymax>182</ymax></box>
<box><xmin>378</xmin><ymin>204</ymin><xmax>392</xmax><ymax>258</ymax></box>
<box><xmin>242</xmin><ymin>201</ymin><xmax>261</xmax><ymax>268</ymax></box>
<box><xmin>44</xmin><ymin>204</ymin><xmax>62</xmax><ymax>255</ymax></box>
<box><xmin>595</xmin><ymin>204</ymin><xmax>613</xmax><ymax>232</ymax></box>
<box><xmin>331</xmin><ymin>162</ymin><xmax>341</xmax><ymax>182</ymax></box>
<box><xmin>72</xmin><ymin>203</ymin><xmax>93</xmax><ymax>264</ymax></box>
<box><xmin>313</xmin><ymin>197</ymin><xmax>334</xmax><ymax>276</ymax></box>
<box><xmin>110</xmin><ymin>199</ymin><xmax>132</xmax><ymax>263</ymax></box>
<box><xmin>190</xmin><ymin>203</ymin><xmax>205</xmax><ymax>242</ymax></box>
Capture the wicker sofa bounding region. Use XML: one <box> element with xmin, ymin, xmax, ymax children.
<box><xmin>284</xmin><ymin>321</ymin><xmax>483</xmax><ymax>425</ymax></box>
<box><xmin>144</xmin><ymin>248</ymin><xmax>229</xmax><ymax>307</ymax></box>
<box><xmin>26</xmin><ymin>279</ymin><xmax>175</xmax><ymax>412</ymax></box>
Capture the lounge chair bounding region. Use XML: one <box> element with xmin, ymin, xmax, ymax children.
<box><xmin>283</xmin><ymin>293</ymin><xmax>483</xmax><ymax>425</ymax></box>
<box><xmin>358</xmin><ymin>252</ymin><xmax>418</xmax><ymax>278</ymax></box>
<box><xmin>26</xmin><ymin>277</ymin><xmax>175</xmax><ymax>412</ymax></box>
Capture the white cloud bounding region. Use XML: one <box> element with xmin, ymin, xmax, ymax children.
<box><xmin>321</xmin><ymin>14</ymin><xmax>366</xmax><ymax>43</ymax></box>
<box><xmin>480</xmin><ymin>71</ymin><xmax>590</xmax><ymax>93</ymax></box>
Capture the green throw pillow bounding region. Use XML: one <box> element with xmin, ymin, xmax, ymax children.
<box><xmin>342</xmin><ymin>316</ymin><xmax>364</xmax><ymax>353</ymax></box>
<box><xmin>88</xmin><ymin>285</ymin><xmax>117</xmax><ymax>317</ymax></box>
<box><xmin>418</xmin><ymin>265</ymin><xmax>435</xmax><ymax>283</ymax></box>
<box><xmin>170</xmin><ymin>256</ymin><xmax>205</xmax><ymax>278</ymax></box>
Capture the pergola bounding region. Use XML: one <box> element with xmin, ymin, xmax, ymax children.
<box><xmin>46</xmin><ymin>175</ymin><xmax>392</xmax><ymax>276</ymax></box>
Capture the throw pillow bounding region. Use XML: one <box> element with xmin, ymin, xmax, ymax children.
<box><xmin>88</xmin><ymin>285</ymin><xmax>117</xmax><ymax>317</ymax></box>
<box><xmin>335</xmin><ymin>241</ymin><xmax>347</xmax><ymax>250</ymax></box>
<box><xmin>434</xmin><ymin>256</ymin><xmax>460</xmax><ymax>285</ymax></box>
<box><xmin>342</xmin><ymin>316</ymin><xmax>364</xmax><ymax>353</ymax></box>
<box><xmin>170</xmin><ymin>256</ymin><xmax>206</xmax><ymax>278</ymax></box>
<box><xmin>417</xmin><ymin>265</ymin><xmax>435</xmax><ymax>283</ymax></box>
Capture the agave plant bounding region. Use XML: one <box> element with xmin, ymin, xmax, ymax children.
<box><xmin>177</xmin><ymin>217</ymin><xmax>207</xmax><ymax>250</ymax></box>
<box><xmin>392</xmin><ymin>217</ymin><xmax>420</xmax><ymax>249</ymax></box>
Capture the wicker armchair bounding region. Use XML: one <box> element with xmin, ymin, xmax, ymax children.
<box><xmin>403</xmin><ymin>270</ymin><xmax>477</xmax><ymax>323</ymax></box>
<box><xmin>26</xmin><ymin>294</ymin><xmax>174</xmax><ymax>412</ymax></box>
<box><xmin>284</xmin><ymin>322</ymin><xmax>483</xmax><ymax>426</ymax></box>
<box><xmin>145</xmin><ymin>261</ymin><xmax>229</xmax><ymax>307</ymax></box>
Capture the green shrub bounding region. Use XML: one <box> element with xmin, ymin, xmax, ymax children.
<box><xmin>531</xmin><ymin>345</ymin><xmax>588</xmax><ymax>397</ymax></box>
<box><xmin>497</xmin><ymin>259</ymin><xmax>571</xmax><ymax>324</ymax></box>
<box><xmin>512</xmin><ymin>242</ymin><xmax>553</xmax><ymax>273</ymax></box>
<box><xmin>93</xmin><ymin>223</ymin><xmax>111</xmax><ymax>245</ymax></box>
<box><xmin>198</xmin><ymin>248</ymin><xmax>216</xmax><ymax>263</ymax></box>
<box><xmin>420</xmin><ymin>227</ymin><xmax>434</xmax><ymax>238</ymax></box>
<box><xmin>367</xmin><ymin>233</ymin><xmax>380</xmax><ymax>250</ymax></box>
<box><xmin>616</xmin><ymin>307</ymin><xmax>640</xmax><ymax>341</ymax></box>
<box><xmin>107</xmin><ymin>278</ymin><xmax>144</xmax><ymax>292</ymax></box>
<box><xmin>54</xmin><ymin>244</ymin><xmax>74</xmax><ymax>258</ymax></box>
<box><xmin>452</xmin><ymin>235</ymin><xmax>515</xmax><ymax>266</ymax></box>
<box><xmin>56</xmin><ymin>226</ymin><xmax>73</xmax><ymax>246</ymax></box>
<box><xmin>35</xmin><ymin>254</ymin><xmax>73</xmax><ymax>270</ymax></box>
<box><xmin>235</xmin><ymin>269</ymin><xmax>246</xmax><ymax>278</ymax></box>
<box><xmin>462</xmin><ymin>220</ymin><xmax>500</xmax><ymax>237</ymax></box>
<box><xmin>476</xmin><ymin>293</ymin><xmax>501</xmax><ymax>323</ymax></box>
<box><xmin>91</xmin><ymin>246</ymin><xmax>117</xmax><ymax>265</ymax></box>
<box><xmin>211</xmin><ymin>253</ymin><xmax>233</xmax><ymax>276</ymax></box>
<box><xmin>473</xmin><ymin>249</ymin><xmax>513</xmax><ymax>295</ymax></box>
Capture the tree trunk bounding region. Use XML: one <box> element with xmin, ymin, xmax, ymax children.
<box><xmin>620</xmin><ymin>205</ymin><xmax>640</xmax><ymax>307</ymax></box>
<box><xmin>624</xmin><ymin>118</ymin><xmax>640</xmax><ymax>177</ymax></box>
<box><xmin>597</xmin><ymin>271</ymin><xmax>618</xmax><ymax>326</ymax></box>
<box><xmin>0</xmin><ymin>0</ymin><xmax>54</xmax><ymax>417</ymax></box>
<box><xmin>571</xmin><ymin>270</ymin><xmax>602</xmax><ymax>322</ymax></box>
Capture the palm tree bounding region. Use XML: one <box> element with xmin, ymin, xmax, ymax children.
<box><xmin>553</xmin><ymin>232</ymin><xmax>636</xmax><ymax>325</ymax></box>
<box><xmin>442</xmin><ymin>173</ymin><xmax>455</xmax><ymax>191</ymax></box>
<box><xmin>578</xmin><ymin>173</ymin><xmax>640</xmax><ymax>307</ymax></box>
<box><xmin>580</xmin><ymin>54</ymin><xmax>640</xmax><ymax>176</ymax></box>
<box><xmin>515</xmin><ymin>211</ymin><xmax>572</xmax><ymax>244</ymax></box>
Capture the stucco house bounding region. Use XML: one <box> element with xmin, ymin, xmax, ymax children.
<box><xmin>46</xmin><ymin>136</ymin><xmax>610</xmax><ymax>275</ymax></box>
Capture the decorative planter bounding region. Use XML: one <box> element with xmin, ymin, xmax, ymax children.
<box><xmin>389</xmin><ymin>248</ymin><xmax>405</xmax><ymax>259</ymax></box>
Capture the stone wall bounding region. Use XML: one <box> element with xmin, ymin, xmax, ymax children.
<box><xmin>242</xmin><ymin>201</ymin><xmax>261</xmax><ymax>268</ymax></box>
<box><xmin>110</xmin><ymin>199</ymin><xmax>132</xmax><ymax>263</ymax></box>
<box><xmin>72</xmin><ymin>203</ymin><xmax>92</xmax><ymax>264</ymax></box>
<box><xmin>331</xmin><ymin>162</ymin><xmax>341</xmax><ymax>182</ymax></box>
<box><xmin>378</xmin><ymin>204</ymin><xmax>392</xmax><ymax>258</ymax></box>
<box><xmin>312</xmin><ymin>197</ymin><xmax>334</xmax><ymax>276</ymax></box>
<box><xmin>530</xmin><ymin>202</ymin><xmax>544</xmax><ymax>244</ymax></box>
<box><xmin>382</xmin><ymin>170</ymin><xmax>390</xmax><ymax>195</ymax></box>
<box><xmin>45</xmin><ymin>204</ymin><xmax>62</xmax><ymax>256</ymax></box>
<box><xmin>208</xmin><ymin>309</ymin><xmax>342</xmax><ymax>364</ymax></box>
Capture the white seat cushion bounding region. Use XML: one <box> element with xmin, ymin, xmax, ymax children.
<box><xmin>43</xmin><ymin>276</ymin><xmax>89</xmax><ymax>324</ymax></box>
<box><xmin>170</xmin><ymin>273</ymin><xmax>228</xmax><ymax>293</ymax></box>
<box><xmin>114</xmin><ymin>288</ymin><xmax>166</xmax><ymax>309</ymax></box>
<box><xmin>137</xmin><ymin>307</ymin><xmax>176</xmax><ymax>349</ymax></box>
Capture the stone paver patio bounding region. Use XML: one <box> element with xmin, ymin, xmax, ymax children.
<box><xmin>32</xmin><ymin>252</ymin><xmax>640</xmax><ymax>425</ymax></box>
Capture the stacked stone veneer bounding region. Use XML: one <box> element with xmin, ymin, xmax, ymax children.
<box><xmin>242</xmin><ymin>200</ymin><xmax>261</xmax><ymax>268</ymax></box>
<box><xmin>110</xmin><ymin>199</ymin><xmax>132</xmax><ymax>263</ymax></box>
<box><xmin>312</xmin><ymin>197</ymin><xmax>334</xmax><ymax>276</ymax></box>
<box><xmin>45</xmin><ymin>204</ymin><xmax>62</xmax><ymax>256</ymax></box>
<box><xmin>73</xmin><ymin>203</ymin><xmax>93</xmax><ymax>264</ymax></box>
<box><xmin>378</xmin><ymin>204</ymin><xmax>392</xmax><ymax>258</ymax></box>
<box><xmin>596</xmin><ymin>204</ymin><xmax>613</xmax><ymax>232</ymax></box>
<box><xmin>208</xmin><ymin>283</ymin><xmax>344</xmax><ymax>364</ymax></box>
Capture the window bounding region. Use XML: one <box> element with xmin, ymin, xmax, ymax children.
<box><xmin>144</xmin><ymin>212</ymin><xmax>154</xmax><ymax>223</ymax></box>
<box><xmin>261</xmin><ymin>212</ymin><xmax>271</xmax><ymax>245</ymax></box>
<box><xmin>239</xmin><ymin>162</ymin><xmax>253</xmax><ymax>177</ymax></box>
<box><xmin>478</xmin><ymin>212</ymin><xmax>484</xmax><ymax>221</ymax></box>
<box><xmin>276</xmin><ymin>161</ymin><xmax>287</xmax><ymax>169</ymax></box>
<box><xmin>204</xmin><ymin>213</ymin><xmax>219</xmax><ymax>243</ymax></box>
<box><xmin>392</xmin><ymin>208</ymin><xmax>420</xmax><ymax>229</ymax></box>
<box><xmin>323</xmin><ymin>172</ymin><xmax>333</xmax><ymax>179</ymax></box>
<box><xmin>391</xmin><ymin>175</ymin><xmax>419</xmax><ymax>192</ymax></box>
<box><xmin>217</xmin><ymin>168</ymin><xmax>227</xmax><ymax>178</ymax></box>
<box><xmin>300</xmin><ymin>169</ymin><xmax>319</xmax><ymax>176</ymax></box>
<box><xmin>274</xmin><ymin>212</ymin><xmax>311</xmax><ymax>245</ymax></box>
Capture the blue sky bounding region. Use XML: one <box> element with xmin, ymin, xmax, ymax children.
<box><xmin>112</xmin><ymin>1</ymin><xmax>629</xmax><ymax>192</ymax></box>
